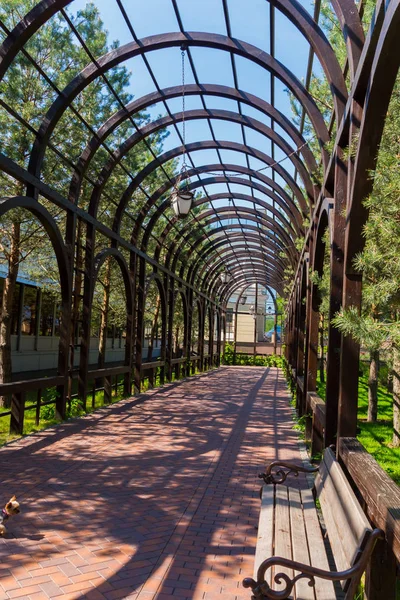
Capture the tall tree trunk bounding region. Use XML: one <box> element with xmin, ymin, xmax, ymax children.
<box><xmin>392</xmin><ymin>346</ymin><xmax>400</xmax><ymax>448</ymax></box>
<box><xmin>98</xmin><ymin>257</ymin><xmax>111</xmax><ymax>369</ymax></box>
<box><xmin>174</xmin><ymin>325</ymin><xmax>180</xmax><ymax>356</ymax></box>
<box><xmin>68</xmin><ymin>217</ymin><xmax>84</xmax><ymax>398</ymax></box>
<box><xmin>71</xmin><ymin>218</ymin><xmax>84</xmax><ymax>345</ymax></box>
<box><xmin>368</xmin><ymin>349</ymin><xmax>379</xmax><ymax>422</ymax></box>
<box><xmin>147</xmin><ymin>295</ymin><xmax>160</xmax><ymax>362</ymax></box>
<box><xmin>319</xmin><ymin>314</ymin><xmax>325</xmax><ymax>383</ymax></box>
<box><xmin>0</xmin><ymin>221</ymin><xmax>20</xmax><ymax>407</ymax></box>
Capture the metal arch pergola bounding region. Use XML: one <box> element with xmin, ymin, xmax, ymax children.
<box><xmin>0</xmin><ymin>0</ymin><xmax>400</xmax><ymax>592</ymax></box>
<box><xmin>0</xmin><ymin>4</ymin><xmax>400</xmax><ymax>567</ymax></box>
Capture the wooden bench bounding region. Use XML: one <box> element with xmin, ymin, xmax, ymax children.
<box><xmin>243</xmin><ymin>448</ymin><xmax>383</xmax><ymax>599</ymax></box>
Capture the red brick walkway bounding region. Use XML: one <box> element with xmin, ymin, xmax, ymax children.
<box><xmin>0</xmin><ymin>367</ymin><xmax>307</xmax><ymax>600</ymax></box>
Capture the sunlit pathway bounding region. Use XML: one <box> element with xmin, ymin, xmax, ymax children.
<box><xmin>0</xmin><ymin>366</ymin><xmax>307</xmax><ymax>600</ymax></box>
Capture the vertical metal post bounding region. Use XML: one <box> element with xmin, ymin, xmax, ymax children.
<box><xmin>78</xmin><ymin>222</ymin><xmax>95</xmax><ymax>409</ymax></box>
<box><xmin>16</xmin><ymin>283</ymin><xmax>24</xmax><ymax>352</ymax></box>
<box><xmin>34</xmin><ymin>288</ymin><xmax>42</xmax><ymax>351</ymax></box>
<box><xmin>254</xmin><ymin>283</ymin><xmax>258</xmax><ymax>358</ymax></box>
<box><xmin>10</xmin><ymin>392</ymin><xmax>25</xmax><ymax>435</ymax></box>
<box><xmin>134</xmin><ymin>256</ymin><xmax>146</xmax><ymax>394</ymax></box>
<box><xmin>160</xmin><ymin>276</ymin><xmax>167</xmax><ymax>385</ymax></box>
<box><xmin>166</xmin><ymin>277</ymin><xmax>175</xmax><ymax>382</ymax></box>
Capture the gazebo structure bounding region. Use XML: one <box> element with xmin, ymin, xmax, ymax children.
<box><xmin>0</xmin><ymin>0</ymin><xmax>399</xmax><ymax>598</ymax></box>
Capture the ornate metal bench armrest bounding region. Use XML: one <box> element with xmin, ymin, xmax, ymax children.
<box><xmin>243</xmin><ymin>529</ymin><xmax>384</xmax><ymax>600</ymax></box>
<box><xmin>258</xmin><ymin>460</ymin><xmax>319</xmax><ymax>485</ymax></box>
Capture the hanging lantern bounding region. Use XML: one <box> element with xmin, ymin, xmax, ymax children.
<box><xmin>170</xmin><ymin>44</ymin><xmax>194</xmax><ymax>218</ymax></box>
<box><xmin>171</xmin><ymin>187</ymin><xmax>194</xmax><ymax>218</ymax></box>
<box><xmin>220</xmin><ymin>271</ymin><xmax>232</xmax><ymax>284</ymax></box>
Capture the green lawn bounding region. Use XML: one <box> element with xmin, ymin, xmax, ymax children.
<box><xmin>316</xmin><ymin>365</ymin><xmax>400</xmax><ymax>485</ymax></box>
<box><xmin>0</xmin><ymin>384</ymin><xmax>126</xmax><ymax>447</ymax></box>
<box><xmin>0</xmin><ymin>366</ymin><xmax>196</xmax><ymax>447</ymax></box>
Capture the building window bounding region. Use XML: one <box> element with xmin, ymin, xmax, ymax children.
<box><xmin>41</xmin><ymin>292</ymin><xmax>54</xmax><ymax>336</ymax></box>
<box><xmin>21</xmin><ymin>286</ymin><xmax>37</xmax><ymax>335</ymax></box>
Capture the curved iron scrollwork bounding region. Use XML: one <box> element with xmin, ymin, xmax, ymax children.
<box><xmin>243</xmin><ymin>571</ymin><xmax>315</xmax><ymax>600</ymax></box>
<box><xmin>258</xmin><ymin>460</ymin><xmax>319</xmax><ymax>485</ymax></box>
<box><xmin>242</xmin><ymin>530</ymin><xmax>384</xmax><ymax>600</ymax></box>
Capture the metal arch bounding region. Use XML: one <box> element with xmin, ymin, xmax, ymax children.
<box><xmin>158</xmin><ymin>194</ymin><xmax>299</xmax><ymax>269</ymax></box>
<box><xmin>207</xmin><ymin>192</ymin><xmax>301</xmax><ymax>234</ymax></box>
<box><xmin>68</xmin><ymin>83</ymin><xmax>319</xmax><ymax>204</ymax></box>
<box><xmin>152</xmin><ymin>191</ymin><xmax>300</xmax><ymax>270</ymax></box>
<box><xmin>0</xmin><ymin>1</ymin><xmax>347</xmax><ymax>129</ymax></box>
<box><xmin>142</xmin><ymin>205</ymin><xmax>296</xmax><ymax>264</ymax></box>
<box><xmin>345</xmin><ymin>0</ymin><xmax>400</xmax><ymax>270</ymax></box>
<box><xmin>312</xmin><ymin>207</ymin><xmax>330</xmax><ymax>282</ymax></box>
<box><xmin>220</xmin><ymin>280</ymin><xmax>279</xmax><ymax>313</ymax></box>
<box><xmin>159</xmin><ymin>194</ymin><xmax>299</xmax><ymax>265</ymax></box>
<box><xmin>208</xmin><ymin>263</ymin><xmax>284</xmax><ymax>298</ymax></box>
<box><xmin>87</xmin><ymin>246</ymin><xmax>134</xmax><ymax>382</ymax></box>
<box><xmin>190</xmin><ymin>190</ymin><xmax>301</xmax><ymax>235</ymax></box>
<box><xmin>0</xmin><ymin>0</ymin><xmax>72</xmax><ymax>81</ymax></box>
<box><xmin>215</xmin><ymin>269</ymin><xmax>285</xmax><ymax>299</ymax></box>
<box><xmin>182</xmin><ymin>231</ymin><xmax>290</xmax><ymax>270</ymax></box>
<box><xmin>164</xmin><ymin>224</ymin><xmax>290</xmax><ymax>277</ymax></box>
<box><xmin>120</xmin><ymin>141</ymin><xmax>309</xmax><ymax>246</ymax></box>
<box><xmin>183</xmin><ymin>236</ymin><xmax>289</xmax><ymax>293</ymax></box>
<box><xmin>166</xmin><ymin>209</ymin><xmax>297</xmax><ymax>269</ymax></box>
<box><xmin>108</xmin><ymin>140</ymin><xmax>310</xmax><ymax>226</ymax></box>
<box><xmin>186</xmin><ymin>239</ymin><xmax>287</xmax><ymax>284</ymax></box>
<box><xmin>26</xmin><ymin>31</ymin><xmax>331</xmax><ymax>190</ymax></box>
<box><xmin>193</xmin><ymin>242</ymin><xmax>287</xmax><ymax>279</ymax></box>
<box><xmin>207</xmin><ymin>266</ymin><xmax>282</xmax><ymax>301</ymax></box>
<box><xmin>130</xmin><ymin>165</ymin><xmax>305</xmax><ymax>249</ymax></box>
<box><xmin>173</xmin><ymin>215</ymin><xmax>297</xmax><ymax>268</ymax></box>
<box><xmin>206</xmin><ymin>261</ymin><xmax>282</xmax><ymax>293</ymax></box>
<box><xmin>145</xmin><ymin>172</ymin><xmax>303</xmax><ymax>262</ymax></box>
<box><xmin>145</xmin><ymin>271</ymin><xmax>165</xmax><ymax>300</ymax></box>
<box><xmin>0</xmin><ymin>196</ymin><xmax>71</xmax><ymax>310</ymax></box>
<box><xmin>0</xmin><ymin>195</ymin><xmax>71</xmax><ymax>407</ymax></box>
<box><xmin>196</xmin><ymin>189</ymin><xmax>302</xmax><ymax>234</ymax></box>
<box><xmin>167</xmin><ymin>211</ymin><xmax>295</xmax><ymax>279</ymax></box>
<box><xmin>93</xmin><ymin>247</ymin><xmax>134</xmax><ymax>318</ymax></box>
<box><xmin>83</xmin><ymin>109</ymin><xmax>317</xmax><ymax>216</ymax></box>
<box><xmin>205</xmin><ymin>253</ymin><xmax>284</xmax><ymax>282</ymax></box>
<box><xmin>268</xmin><ymin>0</ymin><xmax>347</xmax><ymax>121</ymax></box>
<box><xmin>171</xmin><ymin>232</ymin><xmax>290</xmax><ymax>282</ymax></box>
<box><xmin>219</xmin><ymin>275</ymin><xmax>282</xmax><ymax>306</ymax></box>
<box><xmin>196</xmin><ymin>247</ymin><xmax>286</xmax><ymax>284</ymax></box>
<box><xmin>329</xmin><ymin>0</ymin><xmax>365</xmax><ymax>82</ymax></box>
<box><xmin>150</xmin><ymin>219</ymin><xmax>294</xmax><ymax>294</ymax></box>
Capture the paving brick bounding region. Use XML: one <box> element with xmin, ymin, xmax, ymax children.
<box><xmin>0</xmin><ymin>367</ymin><xmax>305</xmax><ymax>600</ymax></box>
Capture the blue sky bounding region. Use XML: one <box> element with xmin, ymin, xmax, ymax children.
<box><xmin>66</xmin><ymin>0</ymin><xmax>324</xmax><ymax>210</ymax></box>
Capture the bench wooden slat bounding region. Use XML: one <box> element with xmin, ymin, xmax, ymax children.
<box><xmin>315</xmin><ymin>448</ymin><xmax>372</xmax><ymax>575</ymax></box>
<box><xmin>254</xmin><ymin>485</ymin><xmax>274</xmax><ymax>585</ymax></box>
<box><xmin>274</xmin><ymin>485</ymin><xmax>293</xmax><ymax>588</ymax></box>
<box><xmin>288</xmin><ymin>487</ymin><xmax>315</xmax><ymax>600</ymax></box>
<box><xmin>301</xmin><ymin>487</ymin><xmax>338</xmax><ymax>600</ymax></box>
<box><xmin>249</xmin><ymin>448</ymin><xmax>380</xmax><ymax>600</ymax></box>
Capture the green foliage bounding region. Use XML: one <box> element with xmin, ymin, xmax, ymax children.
<box><xmin>316</xmin><ymin>368</ymin><xmax>400</xmax><ymax>485</ymax></box>
<box><xmin>222</xmin><ymin>343</ymin><xmax>286</xmax><ymax>368</ymax></box>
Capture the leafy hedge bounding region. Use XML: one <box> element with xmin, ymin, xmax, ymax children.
<box><xmin>222</xmin><ymin>343</ymin><xmax>286</xmax><ymax>368</ymax></box>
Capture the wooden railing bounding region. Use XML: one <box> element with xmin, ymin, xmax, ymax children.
<box><xmin>0</xmin><ymin>349</ymin><xmax>222</xmax><ymax>438</ymax></box>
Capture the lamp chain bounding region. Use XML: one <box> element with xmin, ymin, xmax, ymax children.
<box><xmin>181</xmin><ymin>46</ymin><xmax>186</xmax><ymax>170</ymax></box>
